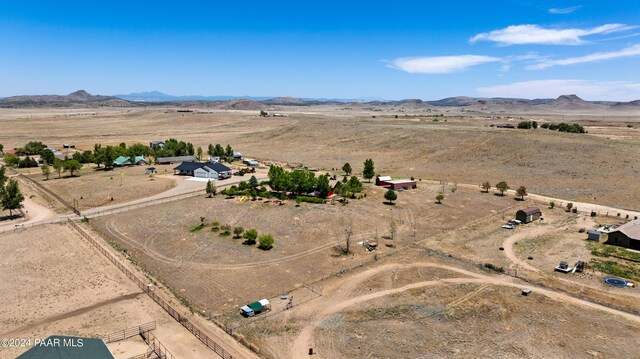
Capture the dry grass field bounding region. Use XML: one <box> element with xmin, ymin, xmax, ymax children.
<box><xmin>1</xmin><ymin>106</ymin><xmax>639</xmax><ymax>210</ymax></box>
<box><xmin>0</xmin><ymin>224</ymin><xmax>217</xmax><ymax>358</ymax></box>
<box><xmin>89</xmin><ymin>183</ymin><xmax>515</xmax><ymax>319</ymax></box>
<box><xmin>30</xmin><ymin>164</ymin><xmax>176</xmax><ymax>211</ymax></box>
<box><xmin>243</xmin><ymin>255</ymin><xmax>640</xmax><ymax>359</ymax></box>
<box><xmin>2</xmin><ymin>105</ymin><xmax>640</xmax><ymax>358</ymax></box>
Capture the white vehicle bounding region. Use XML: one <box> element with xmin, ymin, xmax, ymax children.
<box><xmin>501</xmin><ymin>223</ymin><xmax>515</xmax><ymax>229</ymax></box>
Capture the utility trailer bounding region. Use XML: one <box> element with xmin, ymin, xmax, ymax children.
<box><xmin>240</xmin><ymin>299</ymin><xmax>271</xmax><ymax>317</ymax></box>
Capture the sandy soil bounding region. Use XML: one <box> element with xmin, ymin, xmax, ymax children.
<box><xmin>0</xmin><ymin>224</ymin><xmax>223</xmax><ymax>358</ymax></box>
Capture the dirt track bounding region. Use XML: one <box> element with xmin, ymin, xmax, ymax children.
<box><xmin>288</xmin><ymin>262</ymin><xmax>640</xmax><ymax>359</ymax></box>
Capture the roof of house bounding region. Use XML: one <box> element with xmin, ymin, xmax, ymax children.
<box><xmin>113</xmin><ymin>155</ymin><xmax>147</xmax><ymax>165</ymax></box>
<box><xmin>517</xmin><ymin>207</ymin><xmax>541</xmax><ymax>215</ymax></box>
<box><xmin>386</xmin><ymin>179</ymin><xmax>416</xmax><ymax>184</ymax></box>
<box><xmin>157</xmin><ymin>155</ymin><xmax>197</xmax><ymax>163</ymax></box>
<box><xmin>377</xmin><ymin>176</ymin><xmax>392</xmax><ymax>181</ymax></box>
<box><xmin>588</xmin><ymin>230</ymin><xmax>601</xmax><ymax>235</ymax></box>
<box><xmin>174</xmin><ymin>162</ymin><xmax>231</xmax><ymax>173</ymax></box>
<box><xmin>611</xmin><ymin>219</ymin><xmax>640</xmax><ymax>240</ymax></box>
<box><xmin>17</xmin><ymin>335</ymin><xmax>115</xmax><ymax>359</ymax></box>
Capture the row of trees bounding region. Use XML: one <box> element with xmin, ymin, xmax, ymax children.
<box><xmin>517</xmin><ymin>120</ymin><xmax>538</xmax><ymax>129</ymax></box>
<box><xmin>268</xmin><ymin>165</ymin><xmax>333</xmax><ymax>197</ymax></box>
<box><xmin>41</xmin><ymin>158</ymin><xmax>82</xmax><ymax>179</ymax></box>
<box><xmin>0</xmin><ymin>166</ymin><xmax>25</xmax><ymax>217</ymax></box>
<box><xmin>206</xmin><ymin>143</ymin><xmax>234</xmax><ymax>159</ymax></box>
<box><xmin>481</xmin><ymin>181</ymin><xmax>528</xmax><ymax>200</ymax></box>
<box><xmin>3</xmin><ymin>154</ymin><xmax>39</xmax><ymax>168</ymax></box>
<box><xmin>540</xmin><ymin>122</ymin><xmax>585</xmax><ymax>133</ymax></box>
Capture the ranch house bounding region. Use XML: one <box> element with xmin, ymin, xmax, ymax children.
<box><xmin>174</xmin><ymin>161</ymin><xmax>232</xmax><ymax>180</ymax></box>
<box><xmin>605</xmin><ymin>219</ymin><xmax>640</xmax><ymax>250</ymax></box>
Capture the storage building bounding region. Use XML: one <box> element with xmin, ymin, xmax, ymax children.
<box><xmin>516</xmin><ymin>207</ymin><xmax>542</xmax><ymax>223</ymax></box>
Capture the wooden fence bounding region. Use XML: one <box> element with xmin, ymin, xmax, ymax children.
<box><xmin>67</xmin><ymin>219</ymin><xmax>235</xmax><ymax>359</ymax></box>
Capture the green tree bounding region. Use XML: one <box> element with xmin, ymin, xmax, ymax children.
<box><xmin>347</xmin><ymin>176</ymin><xmax>363</xmax><ymax>193</ymax></box>
<box><xmin>0</xmin><ymin>165</ymin><xmax>6</xmax><ymax>188</ymax></box>
<box><xmin>258</xmin><ymin>233</ymin><xmax>274</xmax><ymax>250</ymax></box>
<box><xmin>342</xmin><ymin>162</ymin><xmax>352</xmax><ymax>175</ymax></box>
<box><xmin>41</xmin><ymin>162</ymin><xmax>51</xmax><ymax>180</ymax></box>
<box><xmin>225</xmin><ymin>144</ymin><xmax>234</xmax><ymax>158</ymax></box>
<box><xmin>384</xmin><ymin>189</ymin><xmax>397</xmax><ymax>204</ymax></box>
<box><xmin>214</xmin><ymin>144</ymin><xmax>225</xmax><ymax>157</ymax></box>
<box><xmin>249</xmin><ymin>175</ymin><xmax>259</xmax><ymax>189</ymax></box>
<box><xmin>0</xmin><ymin>144</ymin><xmax>3</xmax><ymax>152</ymax></box>
<box><xmin>1</xmin><ymin>179</ymin><xmax>24</xmax><ymax>216</ymax></box>
<box><xmin>550</xmin><ymin>201</ymin><xmax>555</xmax><ymax>209</ymax></box>
<box><xmin>233</xmin><ymin>227</ymin><xmax>244</xmax><ymax>239</ymax></box>
<box><xmin>243</xmin><ymin>229</ymin><xmax>258</xmax><ymax>245</ymax></box>
<box><xmin>363</xmin><ymin>158</ymin><xmax>375</xmax><ymax>182</ymax></box>
<box><xmin>197</xmin><ymin>146</ymin><xmax>203</xmax><ymax>161</ymax></box>
<box><xmin>315</xmin><ymin>174</ymin><xmax>331</xmax><ymax>198</ymax></box>
<box><xmin>53</xmin><ymin>158</ymin><xmax>63</xmax><ymax>179</ymax></box>
<box><xmin>436</xmin><ymin>194</ymin><xmax>444</xmax><ymax>204</ymax></box>
<box><xmin>481</xmin><ymin>181</ymin><xmax>491</xmax><ymax>193</ymax></box>
<box><xmin>40</xmin><ymin>149</ymin><xmax>55</xmax><ymax>165</ymax></box>
<box><xmin>495</xmin><ymin>181</ymin><xmax>509</xmax><ymax>196</ymax></box>
<box><xmin>389</xmin><ymin>218</ymin><xmax>397</xmax><ymax>240</ymax></box>
<box><xmin>63</xmin><ymin>160</ymin><xmax>82</xmax><ymax>176</ymax></box>
<box><xmin>207</xmin><ymin>144</ymin><xmax>214</xmax><ymax>156</ymax></box>
<box><xmin>532</xmin><ymin>121</ymin><xmax>538</xmax><ymax>129</ymax></box>
<box><xmin>566</xmin><ymin>202</ymin><xmax>574</xmax><ymax>212</ymax></box>
<box><xmin>206</xmin><ymin>180</ymin><xmax>216</xmax><ymax>197</ymax></box>
<box><xmin>3</xmin><ymin>153</ymin><xmax>19</xmax><ymax>166</ymax></box>
<box><xmin>516</xmin><ymin>186</ymin><xmax>527</xmax><ymax>200</ymax></box>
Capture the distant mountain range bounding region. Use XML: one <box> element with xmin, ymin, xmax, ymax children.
<box><xmin>1</xmin><ymin>90</ymin><xmax>638</xmax><ymax>111</ymax></box>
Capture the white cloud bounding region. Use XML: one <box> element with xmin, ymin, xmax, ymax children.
<box><xmin>476</xmin><ymin>79</ymin><xmax>640</xmax><ymax>101</ymax></box>
<box><xmin>548</xmin><ymin>6</ymin><xmax>581</xmax><ymax>14</ymax></box>
<box><xmin>527</xmin><ymin>44</ymin><xmax>640</xmax><ymax>69</ymax></box>
<box><xmin>388</xmin><ymin>55</ymin><xmax>501</xmax><ymax>74</ymax></box>
<box><xmin>470</xmin><ymin>24</ymin><xmax>636</xmax><ymax>45</ymax></box>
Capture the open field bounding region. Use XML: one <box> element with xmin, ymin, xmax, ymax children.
<box><xmin>29</xmin><ymin>164</ymin><xmax>176</xmax><ymax>211</ymax></box>
<box><xmin>0</xmin><ymin>223</ymin><xmax>218</xmax><ymax>358</ymax></box>
<box><xmin>89</xmin><ymin>183</ymin><xmax>516</xmax><ymax>318</ymax></box>
<box><xmin>1</xmin><ymin>106</ymin><xmax>640</xmax><ymax>210</ymax></box>
<box><xmin>2</xmin><ymin>104</ymin><xmax>640</xmax><ymax>358</ymax></box>
<box><xmin>238</xmin><ymin>254</ymin><xmax>640</xmax><ymax>359</ymax></box>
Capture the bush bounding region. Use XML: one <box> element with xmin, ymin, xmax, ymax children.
<box><xmin>233</xmin><ymin>227</ymin><xmax>244</xmax><ymax>238</ymax></box>
<box><xmin>296</xmin><ymin>196</ymin><xmax>324</xmax><ymax>204</ymax></box>
<box><xmin>243</xmin><ymin>229</ymin><xmax>258</xmax><ymax>245</ymax></box>
<box><xmin>258</xmin><ymin>233</ymin><xmax>274</xmax><ymax>250</ymax></box>
<box><xmin>219</xmin><ymin>224</ymin><xmax>231</xmax><ymax>236</ymax></box>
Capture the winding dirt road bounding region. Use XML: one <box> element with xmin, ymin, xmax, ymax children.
<box><xmin>288</xmin><ymin>262</ymin><xmax>640</xmax><ymax>359</ymax></box>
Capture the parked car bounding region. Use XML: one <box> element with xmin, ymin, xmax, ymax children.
<box><xmin>501</xmin><ymin>223</ymin><xmax>515</xmax><ymax>229</ymax></box>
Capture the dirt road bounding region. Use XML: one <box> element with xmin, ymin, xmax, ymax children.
<box><xmin>288</xmin><ymin>262</ymin><xmax>640</xmax><ymax>359</ymax></box>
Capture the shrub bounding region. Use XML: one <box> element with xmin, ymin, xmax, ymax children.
<box><xmin>258</xmin><ymin>233</ymin><xmax>274</xmax><ymax>250</ymax></box>
<box><xmin>296</xmin><ymin>196</ymin><xmax>324</xmax><ymax>204</ymax></box>
<box><xmin>243</xmin><ymin>229</ymin><xmax>258</xmax><ymax>245</ymax></box>
<box><xmin>219</xmin><ymin>224</ymin><xmax>231</xmax><ymax>236</ymax></box>
<box><xmin>233</xmin><ymin>227</ymin><xmax>244</xmax><ymax>238</ymax></box>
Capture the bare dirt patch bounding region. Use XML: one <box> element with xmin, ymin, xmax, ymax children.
<box><xmin>0</xmin><ymin>224</ymin><xmax>217</xmax><ymax>358</ymax></box>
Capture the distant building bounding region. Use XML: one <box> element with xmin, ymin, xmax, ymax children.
<box><xmin>174</xmin><ymin>162</ymin><xmax>232</xmax><ymax>180</ymax></box>
<box><xmin>157</xmin><ymin>155</ymin><xmax>197</xmax><ymax>164</ymax></box>
<box><xmin>113</xmin><ymin>155</ymin><xmax>149</xmax><ymax>166</ymax></box>
<box><xmin>149</xmin><ymin>140</ymin><xmax>165</xmax><ymax>148</ymax></box>
<box><xmin>145</xmin><ymin>167</ymin><xmax>157</xmax><ymax>175</ymax></box>
<box><xmin>375</xmin><ymin>176</ymin><xmax>417</xmax><ymax>190</ymax></box>
<box><xmin>516</xmin><ymin>207</ymin><xmax>542</xmax><ymax>224</ymax></box>
<box><xmin>605</xmin><ymin>219</ymin><xmax>640</xmax><ymax>250</ymax></box>
<box><xmin>233</xmin><ymin>151</ymin><xmax>242</xmax><ymax>159</ymax></box>
<box><xmin>62</xmin><ymin>143</ymin><xmax>75</xmax><ymax>148</ymax></box>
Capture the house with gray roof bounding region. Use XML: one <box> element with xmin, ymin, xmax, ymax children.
<box><xmin>605</xmin><ymin>219</ymin><xmax>640</xmax><ymax>250</ymax></box>
<box><xmin>174</xmin><ymin>161</ymin><xmax>232</xmax><ymax>180</ymax></box>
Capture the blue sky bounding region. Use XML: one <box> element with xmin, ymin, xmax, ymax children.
<box><xmin>1</xmin><ymin>0</ymin><xmax>639</xmax><ymax>100</ymax></box>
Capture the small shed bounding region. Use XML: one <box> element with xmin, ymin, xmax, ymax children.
<box><xmin>145</xmin><ymin>167</ymin><xmax>157</xmax><ymax>175</ymax></box>
<box><xmin>516</xmin><ymin>207</ymin><xmax>542</xmax><ymax>224</ymax></box>
<box><xmin>587</xmin><ymin>230</ymin><xmax>602</xmax><ymax>241</ymax></box>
